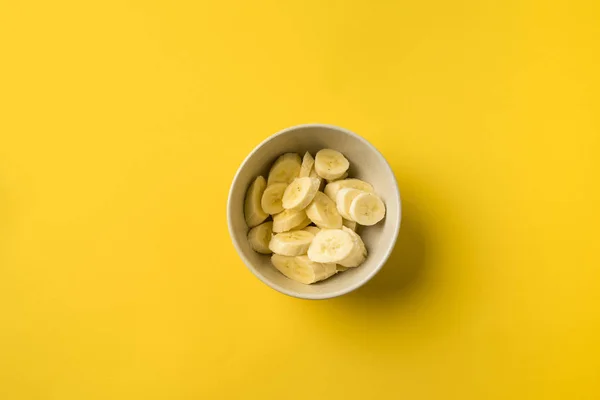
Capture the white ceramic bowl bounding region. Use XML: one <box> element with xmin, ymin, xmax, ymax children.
<box><xmin>227</xmin><ymin>124</ymin><xmax>401</xmax><ymax>299</ymax></box>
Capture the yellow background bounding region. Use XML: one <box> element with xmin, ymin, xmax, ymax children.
<box><xmin>1</xmin><ymin>0</ymin><xmax>599</xmax><ymax>399</ymax></box>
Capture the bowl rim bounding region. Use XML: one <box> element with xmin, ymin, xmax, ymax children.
<box><xmin>227</xmin><ymin>123</ymin><xmax>402</xmax><ymax>300</ymax></box>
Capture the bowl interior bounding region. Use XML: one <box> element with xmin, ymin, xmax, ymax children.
<box><xmin>228</xmin><ymin>125</ymin><xmax>401</xmax><ymax>299</ymax></box>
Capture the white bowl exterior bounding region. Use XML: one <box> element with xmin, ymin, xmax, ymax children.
<box><xmin>227</xmin><ymin>124</ymin><xmax>401</xmax><ymax>299</ymax></box>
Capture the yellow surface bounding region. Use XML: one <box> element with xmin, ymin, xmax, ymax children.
<box><xmin>1</xmin><ymin>0</ymin><xmax>599</xmax><ymax>399</ymax></box>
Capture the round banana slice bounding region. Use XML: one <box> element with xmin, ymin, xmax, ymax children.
<box><xmin>247</xmin><ymin>221</ymin><xmax>273</xmax><ymax>254</ymax></box>
<box><xmin>282</xmin><ymin>177</ymin><xmax>321</xmax><ymax>211</ymax></box>
<box><xmin>261</xmin><ymin>182</ymin><xmax>288</xmax><ymax>215</ymax></box>
<box><xmin>349</xmin><ymin>192</ymin><xmax>386</xmax><ymax>226</ymax></box>
<box><xmin>307</xmin><ymin>229</ymin><xmax>355</xmax><ymax>263</ymax></box>
<box><xmin>267</xmin><ymin>153</ymin><xmax>301</xmax><ymax>185</ymax></box>
<box><xmin>244</xmin><ymin>176</ymin><xmax>269</xmax><ymax>228</ymax></box>
<box><xmin>269</xmin><ymin>230</ymin><xmax>315</xmax><ymax>256</ymax></box>
<box><xmin>272</xmin><ymin>209</ymin><xmax>307</xmax><ymax>233</ymax></box>
<box><xmin>305</xmin><ymin>192</ymin><xmax>342</xmax><ymax>229</ymax></box>
<box><xmin>335</xmin><ymin>188</ymin><xmax>364</xmax><ymax>220</ymax></box>
<box><xmin>303</xmin><ymin>226</ymin><xmax>321</xmax><ymax>235</ymax></box>
<box><xmin>314</xmin><ymin>149</ymin><xmax>350</xmax><ymax>180</ymax></box>
<box><xmin>338</xmin><ymin>226</ymin><xmax>367</xmax><ymax>268</ymax></box>
<box><xmin>271</xmin><ymin>254</ymin><xmax>337</xmax><ymax>284</ymax></box>
<box><xmin>298</xmin><ymin>152</ymin><xmax>315</xmax><ymax>178</ymax></box>
<box><xmin>324</xmin><ymin>178</ymin><xmax>374</xmax><ymax>201</ymax></box>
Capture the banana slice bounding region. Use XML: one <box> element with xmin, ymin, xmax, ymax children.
<box><xmin>335</xmin><ymin>188</ymin><xmax>365</xmax><ymax>220</ymax></box>
<box><xmin>271</xmin><ymin>255</ymin><xmax>337</xmax><ymax>284</ymax></box>
<box><xmin>272</xmin><ymin>209</ymin><xmax>307</xmax><ymax>233</ymax></box>
<box><xmin>307</xmin><ymin>229</ymin><xmax>355</xmax><ymax>263</ymax></box>
<box><xmin>268</xmin><ymin>153</ymin><xmax>301</xmax><ymax>185</ymax></box>
<box><xmin>305</xmin><ymin>192</ymin><xmax>342</xmax><ymax>229</ymax></box>
<box><xmin>303</xmin><ymin>226</ymin><xmax>321</xmax><ymax>235</ymax></box>
<box><xmin>294</xmin><ymin>216</ymin><xmax>312</xmax><ymax>230</ymax></box>
<box><xmin>269</xmin><ymin>230</ymin><xmax>315</xmax><ymax>256</ymax></box>
<box><xmin>298</xmin><ymin>152</ymin><xmax>315</xmax><ymax>178</ymax></box>
<box><xmin>342</xmin><ymin>219</ymin><xmax>357</xmax><ymax>231</ymax></box>
<box><xmin>349</xmin><ymin>192</ymin><xmax>386</xmax><ymax>226</ymax></box>
<box><xmin>344</xmin><ymin>226</ymin><xmax>367</xmax><ymax>254</ymax></box>
<box><xmin>327</xmin><ymin>172</ymin><xmax>348</xmax><ymax>183</ymax></box>
<box><xmin>338</xmin><ymin>226</ymin><xmax>367</xmax><ymax>268</ymax></box>
<box><xmin>247</xmin><ymin>221</ymin><xmax>273</xmax><ymax>254</ymax></box>
<box><xmin>282</xmin><ymin>177</ymin><xmax>320</xmax><ymax>211</ymax></box>
<box><xmin>324</xmin><ymin>178</ymin><xmax>374</xmax><ymax>201</ymax></box>
<box><xmin>260</xmin><ymin>182</ymin><xmax>288</xmax><ymax>215</ymax></box>
<box><xmin>244</xmin><ymin>176</ymin><xmax>269</xmax><ymax>228</ymax></box>
<box><xmin>314</xmin><ymin>149</ymin><xmax>350</xmax><ymax>180</ymax></box>
<box><xmin>309</xmin><ymin>168</ymin><xmax>325</xmax><ymax>191</ymax></box>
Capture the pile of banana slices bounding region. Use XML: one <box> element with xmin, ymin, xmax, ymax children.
<box><xmin>244</xmin><ymin>149</ymin><xmax>386</xmax><ymax>285</ymax></box>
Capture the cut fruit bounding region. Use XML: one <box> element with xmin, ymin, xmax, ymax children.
<box><xmin>282</xmin><ymin>177</ymin><xmax>321</xmax><ymax>211</ymax></box>
<box><xmin>338</xmin><ymin>226</ymin><xmax>367</xmax><ymax>268</ymax></box>
<box><xmin>349</xmin><ymin>192</ymin><xmax>386</xmax><ymax>226</ymax></box>
<box><xmin>298</xmin><ymin>152</ymin><xmax>315</xmax><ymax>178</ymax></box>
<box><xmin>261</xmin><ymin>182</ymin><xmax>288</xmax><ymax>215</ymax></box>
<box><xmin>327</xmin><ymin>172</ymin><xmax>348</xmax><ymax>183</ymax></box>
<box><xmin>324</xmin><ymin>178</ymin><xmax>374</xmax><ymax>201</ymax></box>
<box><xmin>272</xmin><ymin>209</ymin><xmax>307</xmax><ymax>233</ymax></box>
<box><xmin>245</xmin><ymin>148</ymin><xmax>382</xmax><ymax>286</ymax></box>
<box><xmin>303</xmin><ymin>226</ymin><xmax>321</xmax><ymax>236</ymax></box>
<box><xmin>335</xmin><ymin>188</ymin><xmax>364</xmax><ymax>220</ymax></box>
<box><xmin>314</xmin><ymin>149</ymin><xmax>350</xmax><ymax>180</ymax></box>
<box><xmin>267</xmin><ymin>153</ymin><xmax>301</xmax><ymax>185</ymax></box>
<box><xmin>269</xmin><ymin>230</ymin><xmax>315</xmax><ymax>256</ymax></box>
<box><xmin>271</xmin><ymin>255</ymin><xmax>337</xmax><ymax>284</ymax></box>
<box><xmin>307</xmin><ymin>229</ymin><xmax>355</xmax><ymax>263</ymax></box>
<box><xmin>305</xmin><ymin>192</ymin><xmax>342</xmax><ymax>229</ymax></box>
<box><xmin>244</xmin><ymin>176</ymin><xmax>269</xmax><ymax>228</ymax></box>
<box><xmin>294</xmin><ymin>217</ymin><xmax>312</xmax><ymax>230</ymax></box>
<box><xmin>247</xmin><ymin>221</ymin><xmax>273</xmax><ymax>254</ymax></box>
<box><xmin>310</xmin><ymin>168</ymin><xmax>325</xmax><ymax>191</ymax></box>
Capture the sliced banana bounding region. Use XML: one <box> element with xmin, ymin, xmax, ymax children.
<box><xmin>335</xmin><ymin>188</ymin><xmax>364</xmax><ymax>220</ymax></box>
<box><xmin>247</xmin><ymin>221</ymin><xmax>273</xmax><ymax>254</ymax></box>
<box><xmin>305</xmin><ymin>192</ymin><xmax>342</xmax><ymax>229</ymax></box>
<box><xmin>342</xmin><ymin>219</ymin><xmax>357</xmax><ymax>231</ymax></box>
<box><xmin>271</xmin><ymin>255</ymin><xmax>337</xmax><ymax>284</ymax></box>
<box><xmin>269</xmin><ymin>230</ymin><xmax>315</xmax><ymax>256</ymax></box>
<box><xmin>282</xmin><ymin>177</ymin><xmax>320</xmax><ymax>211</ymax></box>
<box><xmin>294</xmin><ymin>217</ymin><xmax>312</xmax><ymax>230</ymax></box>
<box><xmin>303</xmin><ymin>226</ymin><xmax>321</xmax><ymax>235</ymax></box>
<box><xmin>327</xmin><ymin>172</ymin><xmax>348</xmax><ymax>183</ymax></box>
<box><xmin>261</xmin><ymin>182</ymin><xmax>288</xmax><ymax>215</ymax></box>
<box><xmin>267</xmin><ymin>153</ymin><xmax>301</xmax><ymax>185</ymax></box>
<box><xmin>314</xmin><ymin>149</ymin><xmax>350</xmax><ymax>180</ymax></box>
<box><xmin>344</xmin><ymin>226</ymin><xmax>367</xmax><ymax>254</ymax></box>
<box><xmin>272</xmin><ymin>209</ymin><xmax>307</xmax><ymax>233</ymax></box>
<box><xmin>324</xmin><ymin>178</ymin><xmax>374</xmax><ymax>201</ymax></box>
<box><xmin>244</xmin><ymin>176</ymin><xmax>269</xmax><ymax>228</ymax></box>
<box><xmin>245</xmin><ymin>149</ymin><xmax>380</xmax><ymax>284</ymax></box>
<box><xmin>307</xmin><ymin>229</ymin><xmax>355</xmax><ymax>263</ymax></box>
<box><xmin>298</xmin><ymin>152</ymin><xmax>315</xmax><ymax>178</ymax></box>
<box><xmin>309</xmin><ymin>167</ymin><xmax>325</xmax><ymax>191</ymax></box>
<box><xmin>349</xmin><ymin>192</ymin><xmax>386</xmax><ymax>226</ymax></box>
<box><xmin>338</xmin><ymin>226</ymin><xmax>367</xmax><ymax>268</ymax></box>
